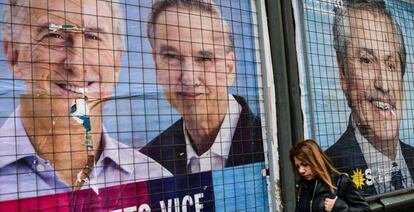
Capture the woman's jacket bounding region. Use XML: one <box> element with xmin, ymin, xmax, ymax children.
<box><xmin>295</xmin><ymin>173</ymin><xmax>371</xmax><ymax>212</ymax></box>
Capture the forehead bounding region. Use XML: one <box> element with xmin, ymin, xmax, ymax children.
<box><xmin>154</xmin><ymin>7</ymin><xmax>227</xmax><ymax>45</ymax></box>
<box><xmin>348</xmin><ymin>8</ymin><xmax>397</xmax><ymax>49</ymax></box>
<box><xmin>29</xmin><ymin>0</ymin><xmax>113</xmax><ymax>32</ymax></box>
<box><xmin>293</xmin><ymin>156</ymin><xmax>302</xmax><ymax>164</ymax></box>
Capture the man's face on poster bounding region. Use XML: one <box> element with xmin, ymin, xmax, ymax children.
<box><xmin>5</xmin><ymin>0</ymin><xmax>122</xmax><ymax>101</ymax></box>
<box><xmin>340</xmin><ymin>8</ymin><xmax>403</xmax><ymax>143</ymax></box>
<box><xmin>152</xmin><ymin>7</ymin><xmax>235</xmax><ymax>117</ymax></box>
<box><xmin>3</xmin><ymin>0</ymin><xmax>124</xmax><ymax>153</ymax></box>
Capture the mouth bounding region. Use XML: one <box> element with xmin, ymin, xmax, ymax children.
<box><xmin>56</xmin><ymin>82</ymin><xmax>91</xmax><ymax>95</ymax></box>
<box><xmin>177</xmin><ymin>92</ymin><xmax>203</xmax><ymax>99</ymax></box>
<box><xmin>302</xmin><ymin>175</ymin><xmax>312</xmax><ymax>180</ymax></box>
<box><xmin>372</xmin><ymin>101</ymin><xmax>393</xmax><ymax>110</ymax></box>
<box><xmin>370</xmin><ymin>100</ymin><xmax>397</xmax><ymax>117</ymax></box>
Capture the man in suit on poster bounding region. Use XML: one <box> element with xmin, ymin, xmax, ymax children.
<box><xmin>326</xmin><ymin>0</ymin><xmax>414</xmax><ymax>195</ymax></box>
<box><xmin>0</xmin><ymin>0</ymin><xmax>170</xmax><ymax>201</ymax></box>
<box><xmin>140</xmin><ymin>0</ymin><xmax>264</xmax><ymax>175</ymax></box>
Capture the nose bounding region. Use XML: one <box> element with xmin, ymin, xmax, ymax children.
<box><xmin>298</xmin><ymin>166</ymin><xmax>306</xmax><ymax>175</ymax></box>
<box><xmin>180</xmin><ymin>56</ymin><xmax>200</xmax><ymax>86</ymax></box>
<box><xmin>374</xmin><ymin>61</ymin><xmax>390</xmax><ymax>93</ymax></box>
<box><xmin>63</xmin><ymin>36</ymin><xmax>85</xmax><ymax>78</ymax></box>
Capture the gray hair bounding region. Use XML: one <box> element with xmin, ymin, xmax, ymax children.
<box><xmin>333</xmin><ymin>0</ymin><xmax>406</xmax><ymax>76</ymax></box>
<box><xmin>2</xmin><ymin>0</ymin><xmax>126</xmax><ymax>51</ymax></box>
<box><xmin>147</xmin><ymin>0</ymin><xmax>234</xmax><ymax>53</ymax></box>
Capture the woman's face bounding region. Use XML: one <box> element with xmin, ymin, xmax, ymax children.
<box><xmin>294</xmin><ymin>156</ymin><xmax>316</xmax><ymax>180</ymax></box>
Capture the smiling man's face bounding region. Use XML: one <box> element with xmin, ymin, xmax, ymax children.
<box><xmin>7</xmin><ymin>0</ymin><xmax>122</xmax><ymax>100</ymax></box>
<box><xmin>2</xmin><ymin>0</ymin><xmax>123</xmax><ymax>153</ymax></box>
<box><xmin>341</xmin><ymin>8</ymin><xmax>403</xmax><ymax>143</ymax></box>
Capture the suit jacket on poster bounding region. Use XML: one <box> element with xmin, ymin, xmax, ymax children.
<box><xmin>139</xmin><ymin>95</ymin><xmax>264</xmax><ymax>175</ymax></box>
<box><xmin>325</xmin><ymin>119</ymin><xmax>414</xmax><ymax>196</ymax></box>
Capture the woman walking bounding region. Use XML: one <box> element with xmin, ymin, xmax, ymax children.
<box><xmin>290</xmin><ymin>139</ymin><xmax>370</xmax><ymax>211</ymax></box>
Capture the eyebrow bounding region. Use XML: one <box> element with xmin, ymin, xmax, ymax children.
<box><xmin>37</xmin><ymin>23</ymin><xmax>106</xmax><ymax>34</ymax></box>
<box><xmin>158</xmin><ymin>44</ymin><xmax>178</xmax><ymax>53</ymax></box>
<box><xmin>158</xmin><ymin>44</ymin><xmax>215</xmax><ymax>59</ymax></box>
<box><xmin>84</xmin><ymin>27</ymin><xmax>107</xmax><ymax>33</ymax></box>
<box><xmin>358</xmin><ymin>47</ymin><xmax>377</xmax><ymax>60</ymax></box>
<box><xmin>198</xmin><ymin>50</ymin><xmax>214</xmax><ymax>58</ymax></box>
<box><xmin>358</xmin><ymin>47</ymin><xmax>374</xmax><ymax>55</ymax></box>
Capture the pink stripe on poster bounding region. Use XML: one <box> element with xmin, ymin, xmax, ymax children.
<box><xmin>0</xmin><ymin>181</ymin><xmax>149</xmax><ymax>212</ymax></box>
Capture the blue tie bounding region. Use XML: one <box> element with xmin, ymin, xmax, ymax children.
<box><xmin>391</xmin><ymin>162</ymin><xmax>404</xmax><ymax>190</ymax></box>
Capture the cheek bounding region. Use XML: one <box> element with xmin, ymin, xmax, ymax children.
<box><xmin>94</xmin><ymin>51</ymin><xmax>120</xmax><ymax>79</ymax></box>
<box><xmin>393</xmin><ymin>81</ymin><xmax>404</xmax><ymax>98</ymax></box>
<box><xmin>18</xmin><ymin>62</ymin><xmax>52</xmax><ymax>81</ymax></box>
<box><xmin>205</xmin><ymin>70</ymin><xmax>229</xmax><ymax>89</ymax></box>
<box><xmin>30</xmin><ymin>47</ymin><xmax>47</xmax><ymax>61</ymax></box>
<box><xmin>348</xmin><ymin>71</ymin><xmax>365</xmax><ymax>87</ymax></box>
<box><xmin>309</xmin><ymin>168</ymin><xmax>315</xmax><ymax>175</ymax></box>
<box><xmin>204</xmin><ymin>72</ymin><xmax>218</xmax><ymax>87</ymax></box>
<box><xmin>157</xmin><ymin>70</ymin><xmax>180</xmax><ymax>86</ymax></box>
<box><xmin>348</xmin><ymin>76</ymin><xmax>369</xmax><ymax>100</ymax></box>
<box><xmin>99</xmin><ymin>69</ymin><xmax>118</xmax><ymax>84</ymax></box>
<box><xmin>20</xmin><ymin>44</ymin><xmax>51</xmax><ymax>63</ymax></box>
<box><xmin>96</xmin><ymin>49</ymin><xmax>117</xmax><ymax>67</ymax></box>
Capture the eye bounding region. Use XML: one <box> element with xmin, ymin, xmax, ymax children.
<box><xmin>359</xmin><ymin>56</ymin><xmax>372</xmax><ymax>64</ymax></box>
<box><xmin>40</xmin><ymin>33</ymin><xmax>66</xmax><ymax>48</ymax></box>
<box><xmin>387</xmin><ymin>63</ymin><xmax>395</xmax><ymax>71</ymax></box>
<box><xmin>386</xmin><ymin>59</ymin><xmax>399</xmax><ymax>72</ymax></box>
<box><xmin>47</xmin><ymin>33</ymin><xmax>65</xmax><ymax>40</ymax></box>
<box><xmin>162</xmin><ymin>53</ymin><xmax>181</xmax><ymax>61</ymax></box>
<box><xmin>42</xmin><ymin>33</ymin><xmax>65</xmax><ymax>43</ymax></box>
<box><xmin>85</xmin><ymin>33</ymin><xmax>101</xmax><ymax>41</ymax></box>
<box><xmin>195</xmin><ymin>55</ymin><xmax>213</xmax><ymax>63</ymax></box>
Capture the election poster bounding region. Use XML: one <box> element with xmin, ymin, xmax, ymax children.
<box><xmin>0</xmin><ymin>0</ymin><xmax>268</xmax><ymax>210</ymax></box>
<box><xmin>300</xmin><ymin>0</ymin><xmax>414</xmax><ymax>195</ymax></box>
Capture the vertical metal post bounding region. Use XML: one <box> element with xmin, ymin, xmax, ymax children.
<box><xmin>265</xmin><ymin>0</ymin><xmax>303</xmax><ymax>211</ymax></box>
<box><xmin>255</xmin><ymin>0</ymin><xmax>282</xmax><ymax>210</ymax></box>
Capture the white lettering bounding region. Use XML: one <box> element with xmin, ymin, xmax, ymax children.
<box><xmin>109</xmin><ymin>204</ymin><xmax>152</xmax><ymax>212</ymax></box>
<box><xmin>365</xmin><ymin>169</ymin><xmax>373</xmax><ymax>186</ymax></box>
<box><xmin>160</xmin><ymin>199</ymin><xmax>173</xmax><ymax>212</ymax></box>
<box><xmin>174</xmin><ymin>198</ymin><xmax>180</xmax><ymax>212</ymax></box>
<box><xmin>182</xmin><ymin>195</ymin><xmax>194</xmax><ymax>212</ymax></box>
<box><xmin>123</xmin><ymin>206</ymin><xmax>137</xmax><ymax>212</ymax></box>
<box><xmin>138</xmin><ymin>204</ymin><xmax>151</xmax><ymax>212</ymax></box>
<box><xmin>194</xmin><ymin>193</ymin><xmax>204</xmax><ymax>212</ymax></box>
<box><xmin>158</xmin><ymin>193</ymin><xmax>204</xmax><ymax>212</ymax></box>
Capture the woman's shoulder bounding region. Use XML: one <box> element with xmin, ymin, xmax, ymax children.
<box><xmin>332</xmin><ymin>173</ymin><xmax>354</xmax><ymax>192</ymax></box>
<box><xmin>333</xmin><ymin>173</ymin><xmax>371</xmax><ymax>211</ymax></box>
<box><xmin>335</xmin><ymin>173</ymin><xmax>352</xmax><ymax>183</ymax></box>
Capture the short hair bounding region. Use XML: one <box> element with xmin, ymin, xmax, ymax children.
<box><xmin>290</xmin><ymin>139</ymin><xmax>340</xmax><ymax>193</ymax></box>
<box><xmin>2</xmin><ymin>0</ymin><xmax>126</xmax><ymax>51</ymax></box>
<box><xmin>333</xmin><ymin>0</ymin><xmax>406</xmax><ymax>76</ymax></box>
<box><xmin>147</xmin><ymin>0</ymin><xmax>234</xmax><ymax>53</ymax></box>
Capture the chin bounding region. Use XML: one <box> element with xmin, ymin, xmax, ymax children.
<box><xmin>374</xmin><ymin>133</ymin><xmax>399</xmax><ymax>143</ymax></box>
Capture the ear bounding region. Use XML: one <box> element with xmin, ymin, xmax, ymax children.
<box><xmin>3</xmin><ymin>39</ymin><xmax>23</xmax><ymax>78</ymax></box>
<box><xmin>225</xmin><ymin>51</ymin><xmax>236</xmax><ymax>86</ymax></box>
